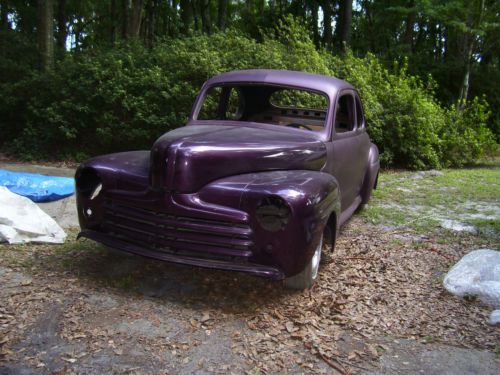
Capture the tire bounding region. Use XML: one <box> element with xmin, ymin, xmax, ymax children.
<box><xmin>358</xmin><ymin>171</ymin><xmax>378</xmax><ymax>211</ymax></box>
<box><xmin>284</xmin><ymin>235</ymin><xmax>323</xmax><ymax>290</ymax></box>
<box><xmin>320</xmin><ymin>221</ymin><xmax>336</xmax><ymax>265</ymax></box>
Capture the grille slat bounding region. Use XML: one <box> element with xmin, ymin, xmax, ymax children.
<box><xmin>102</xmin><ymin>223</ymin><xmax>252</xmax><ymax>259</ymax></box>
<box><xmin>101</xmin><ymin>200</ymin><xmax>254</xmax><ymax>260</ymax></box>
<box><xmin>104</xmin><ymin>201</ymin><xmax>252</xmax><ymax>238</ymax></box>
<box><xmin>103</xmin><ymin>215</ymin><xmax>253</xmax><ymax>248</ymax></box>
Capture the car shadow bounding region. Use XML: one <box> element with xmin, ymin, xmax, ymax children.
<box><xmin>42</xmin><ymin>237</ymin><xmax>292</xmax><ymax>313</ymax></box>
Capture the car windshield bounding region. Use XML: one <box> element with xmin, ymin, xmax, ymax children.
<box><xmin>196</xmin><ymin>84</ymin><xmax>329</xmax><ymax>132</ymax></box>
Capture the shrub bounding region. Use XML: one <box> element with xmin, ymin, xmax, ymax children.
<box><xmin>0</xmin><ymin>19</ymin><xmax>496</xmax><ymax>168</ymax></box>
<box><xmin>325</xmin><ymin>52</ymin><xmax>445</xmax><ymax>169</ymax></box>
<box><xmin>440</xmin><ymin>98</ymin><xmax>497</xmax><ymax>167</ymax></box>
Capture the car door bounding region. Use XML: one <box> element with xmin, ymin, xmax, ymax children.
<box><xmin>324</xmin><ymin>90</ymin><xmax>370</xmax><ymax>213</ymax></box>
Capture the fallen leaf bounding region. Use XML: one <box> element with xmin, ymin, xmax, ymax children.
<box><xmin>201</xmin><ymin>312</ymin><xmax>211</xmax><ymax>322</ymax></box>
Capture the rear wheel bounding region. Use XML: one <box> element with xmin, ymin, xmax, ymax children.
<box><xmin>358</xmin><ymin>171</ymin><xmax>378</xmax><ymax>211</ymax></box>
<box><xmin>284</xmin><ymin>235</ymin><xmax>323</xmax><ymax>290</ymax></box>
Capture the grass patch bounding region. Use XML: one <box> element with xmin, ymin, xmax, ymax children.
<box><xmin>423</xmin><ymin>335</ymin><xmax>435</xmax><ymax>344</ymax></box>
<box><xmin>361</xmin><ymin>166</ymin><xmax>500</xmax><ymax>237</ymax></box>
<box><xmin>113</xmin><ymin>274</ymin><xmax>136</xmax><ymax>291</ymax></box>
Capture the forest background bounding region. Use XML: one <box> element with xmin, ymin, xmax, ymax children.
<box><xmin>0</xmin><ymin>0</ymin><xmax>498</xmax><ymax>169</ymax></box>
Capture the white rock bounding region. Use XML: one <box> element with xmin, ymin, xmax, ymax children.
<box><xmin>443</xmin><ymin>249</ymin><xmax>500</xmax><ymax>308</ymax></box>
<box><xmin>489</xmin><ymin>310</ymin><xmax>500</xmax><ymax>325</ymax></box>
<box><xmin>440</xmin><ymin>219</ymin><xmax>476</xmax><ymax>233</ymax></box>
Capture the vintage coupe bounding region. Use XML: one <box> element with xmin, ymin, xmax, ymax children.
<box><xmin>75</xmin><ymin>70</ymin><xmax>379</xmax><ymax>289</ymax></box>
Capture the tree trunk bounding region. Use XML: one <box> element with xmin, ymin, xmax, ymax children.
<box><xmin>146</xmin><ymin>0</ymin><xmax>156</xmax><ymax>47</ymax></box>
<box><xmin>311</xmin><ymin>1</ymin><xmax>319</xmax><ymax>47</ymax></box>
<box><xmin>414</xmin><ymin>22</ymin><xmax>425</xmax><ymax>52</ymax></box>
<box><xmin>457</xmin><ymin>0</ymin><xmax>485</xmax><ymax>109</ymax></box>
<box><xmin>403</xmin><ymin>0</ymin><xmax>415</xmax><ymax>54</ymax></box>
<box><xmin>192</xmin><ymin>0</ymin><xmax>199</xmax><ymax>32</ymax></box>
<box><xmin>429</xmin><ymin>21</ymin><xmax>437</xmax><ymax>62</ymax></box>
<box><xmin>168</xmin><ymin>0</ymin><xmax>179</xmax><ymax>36</ymax></box>
<box><xmin>200</xmin><ymin>0</ymin><xmax>211</xmax><ymax>34</ymax></box>
<box><xmin>321</xmin><ymin>1</ymin><xmax>333</xmax><ymax>49</ymax></box>
<box><xmin>336</xmin><ymin>0</ymin><xmax>353</xmax><ymax>50</ymax></box>
<box><xmin>37</xmin><ymin>0</ymin><xmax>54</xmax><ymax>71</ymax></box>
<box><xmin>256</xmin><ymin>0</ymin><xmax>264</xmax><ymax>14</ymax></box>
<box><xmin>121</xmin><ymin>0</ymin><xmax>129</xmax><ymax>39</ymax></box>
<box><xmin>0</xmin><ymin>1</ymin><xmax>9</xmax><ymax>31</ymax></box>
<box><xmin>56</xmin><ymin>0</ymin><xmax>67</xmax><ymax>51</ymax></box>
<box><xmin>110</xmin><ymin>0</ymin><xmax>117</xmax><ymax>43</ymax></box>
<box><xmin>217</xmin><ymin>0</ymin><xmax>227</xmax><ymax>31</ymax></box>
<box><xmin>458</xmin><ymin>53</ymin><xmax>471</xmax><ymax>106</ymax></box>
<box><xmin>362</xmin><ymin>0</ymin><xmax>376</xmax><ymax>52</ymax></box>
<box><xmin>129</xmin><ymin>0</ymin><xmax>144</xmax><ymax>38</ymax></box>
<box><xmin>435</xmin><ymin>23</ymin><xmax>442</xmax><ymax>62</ymax></box>
<box><xmin>180</xmin><ymin>0</ymin><xmax>193</xmax><ymax>34</ymax></box>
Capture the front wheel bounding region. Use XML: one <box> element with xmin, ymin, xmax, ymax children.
<box><xmin>284</xmin><ymin>235</ymin><xmax>323</xmax><ymax>290</ymax></box>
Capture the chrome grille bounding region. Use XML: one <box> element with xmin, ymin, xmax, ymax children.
<box><xmin>101</xmin><ymin>200</ymin><xmax>254</xmax><ymax>262</ymax></box>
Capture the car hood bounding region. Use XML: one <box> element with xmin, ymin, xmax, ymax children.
<box><xmin>151</xmin><ymin>124</ymin><xmax>327</xmax><ymax>193</ymax></box>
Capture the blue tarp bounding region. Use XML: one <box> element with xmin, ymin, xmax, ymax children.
<box><xmin>0</xmin><ymin>169</ymin><xmax>74</xmax><ymax>202</ymax></box>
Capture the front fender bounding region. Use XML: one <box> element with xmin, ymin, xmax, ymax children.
<box><xmin>198</xmin><ymin>170</ymin><xmax>340</xmax><ymax>277</ymax></box>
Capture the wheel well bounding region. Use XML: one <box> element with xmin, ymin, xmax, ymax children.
<box><xmin>323</xmin><ymin>212</ymin><xmax>338</xmax><ymax>252</ymax></box>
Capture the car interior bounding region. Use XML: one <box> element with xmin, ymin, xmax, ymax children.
<box><xmin>197</xmin><ymin>84</ymin><xmax>328</xmax><ymax>132</ymax></box>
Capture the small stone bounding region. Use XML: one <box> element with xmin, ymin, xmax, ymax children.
<box><xmin>489</xmin><ymin>310</ymin><xmax>500</xmax><ymax>325</ymax></box>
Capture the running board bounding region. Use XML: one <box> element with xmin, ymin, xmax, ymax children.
<box><xmin>339</xmin><ymin>195</ymin><xmax>362</xmax><ymax>227</ymax></box>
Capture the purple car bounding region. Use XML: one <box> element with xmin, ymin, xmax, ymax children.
<box><xmin>75</xmin><ymin>69</ymin><xmax>379</xmax><ymax>289</ymax></box>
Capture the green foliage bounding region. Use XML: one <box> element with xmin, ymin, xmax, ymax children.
<box><xmin>326</xmin><ymin>52</ymin><xmax>445</xmax><ymax>169</ymax></box>
<box><xmin>1</xmin><ymin>43</ymin><xmax>172</xmax><ymax>158</ymax></box>
<box><xmin>441</xmin><ymin>98</ymin><xmax>497</xmax><ymax>167</ymax></box>
<box><xmin>0</xmin><ymin>20</ymin><xmax>496</xmax><ymax>168</ymax></box>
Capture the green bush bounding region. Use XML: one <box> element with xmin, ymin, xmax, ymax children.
<box><xmin>440</xmin><ymin>98</ymin><xmax>497</xmax><ymax>167</ymax></box>
<box><xmin>325</xmin><ymin>52</ymin><xmax>445</xmax><ymax>169</ymax></box>
<box><xmin>0</xmin><ymin>19</ymin><xmax>496</xmax><ymax>168</ymax></box>
<box><xmin>1</xmin><ymin>44</ymin><xmax>172</xmax><ymax>159</ymax></box>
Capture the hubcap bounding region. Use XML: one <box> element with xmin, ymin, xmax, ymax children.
<box><xmin>311</xmin><ymin>237</ymin><xmax>322</xmax><ymax>280</ymax></box>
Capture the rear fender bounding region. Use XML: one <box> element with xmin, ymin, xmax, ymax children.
<box><xmin>360</xmin><ymin>143</ymin><xmax>380</xmax><ymax>204</ymax></box>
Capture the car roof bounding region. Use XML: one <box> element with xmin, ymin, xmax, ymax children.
<box><xmin>204</xmin><ymin>69</ymin><xmax>354</xmax><ymax>98</ymax></box>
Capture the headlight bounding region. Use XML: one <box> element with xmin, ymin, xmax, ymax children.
<box><xmin>75</xmin><ymin>168</ymin><xmax>102</xmax><ymax>200</ymax></box>
<box><xmin>256</xmin><ymin>196</ymin><xmax>291</xmax><ymax>232</ymax></box>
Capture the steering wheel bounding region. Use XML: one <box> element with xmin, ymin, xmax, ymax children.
<box><xmin>286</xmin><ymin>123</ymin><xmax>313</xmax><ymax>131</ymax></box>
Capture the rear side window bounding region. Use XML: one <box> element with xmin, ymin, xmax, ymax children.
<box><xmin>270</xmin><ymin>89</ymin><xmax>328</xmax><ymax>111</ymax></box>
<box><xmin>335</xmin><ymin>94</ymin><xmax>355</xmax><ymax>133</ymax></box>
<box><xmin>355</xmin><ymin>95</ymin><xmax>365</xmax><ymax>128</ymax></box>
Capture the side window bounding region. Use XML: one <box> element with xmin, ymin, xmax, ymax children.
<box><xmin>198</xmin><ymin>86</ymin><xmax>222</xmax><ymax>120</ymax></box>
<box><xmin>334</xmin><ymin>94</ymin><xmax>356</xmax><ymax>133</ymax></box>
<box><xmin>225</xmin><ymin>88</ymin><xmax>244</xmax><ymax>120</ymax></box>
<box><xmin>355</xmin><ymin>95</ymin><xmax>365</xmax><ymax>128</ymax></box>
